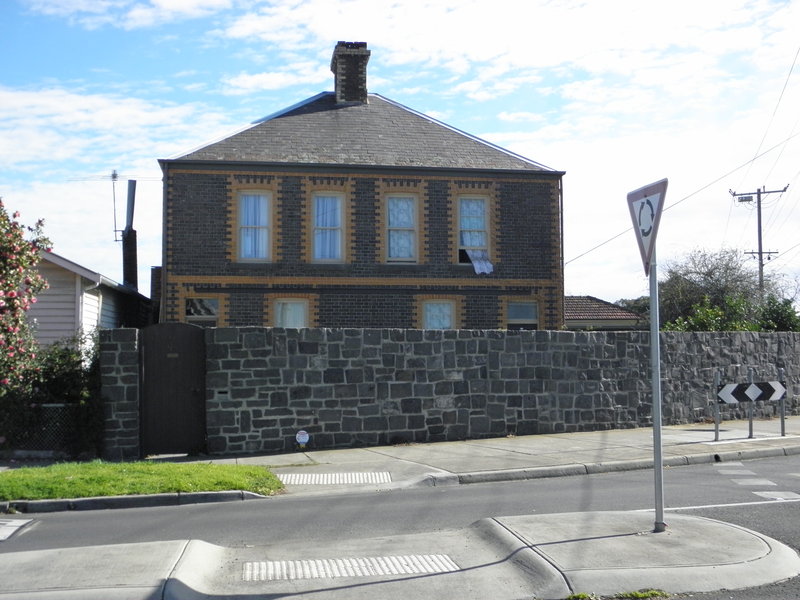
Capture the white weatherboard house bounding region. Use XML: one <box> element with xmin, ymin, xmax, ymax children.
<box><xmin>27</xmin><ymin>252</ymin><xmax>150</xmax><ymax>345</ymax></box>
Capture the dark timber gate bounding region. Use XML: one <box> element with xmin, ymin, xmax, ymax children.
<box><xmin>140</xmin><ymin>323</ymin><xmax>206</xmax><ymax>456</ymax></box>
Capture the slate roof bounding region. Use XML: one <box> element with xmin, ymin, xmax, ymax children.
<box><xmin>564</xmin><ymin>296</ymin><xmax>643</xmax><ymax>322</ymax></box>
<box><xmin>170</xmin><ymin>93</ymin><xmax>558</xmax><ymax>173</ymax></box>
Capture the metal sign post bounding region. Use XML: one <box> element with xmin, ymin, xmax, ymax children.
<box><xmin>627</xmin><ymin>178</ymin><xmax>668</xmax><ymax>534</ymax></box>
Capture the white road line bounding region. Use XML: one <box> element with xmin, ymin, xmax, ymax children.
<box><xmin>752</xmin><ymin>491</ymin><xmax>800</xmax><ymax>500</ymax></box>
<box><xmin>0</xmin><ymin>519</ymin><xmax>32</xmax><ymax>541</ymax></box>
<box><xmin>731</xmin><ymin>478</ymin><xmax>777</xmax><ymax>486</ymax></box>
<box><xmin>717</xmin><ymin>469</ymin><xmax>757</xmax><ymax>475</ymax></box>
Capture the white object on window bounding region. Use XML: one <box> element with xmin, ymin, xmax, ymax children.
<box><xmin>465</xmin><ymin>249</ymin><xmax>494</xmax><ymax>274</ymax></box>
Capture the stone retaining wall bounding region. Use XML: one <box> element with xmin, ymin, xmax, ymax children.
<box><xmin>101</xmin><ymin>327</ymin><xmax>800</xmax><ymax>458</ymax></box>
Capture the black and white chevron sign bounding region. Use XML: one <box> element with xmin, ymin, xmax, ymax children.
<box><xmin>717</xmin><ymin>381</ymin><xmax>787</xmax><ymax>404</ymax></box>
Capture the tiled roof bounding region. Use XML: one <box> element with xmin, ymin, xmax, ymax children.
<box><xmin>564</xmin><ymin>296</ymin><xmax>643</xmax><ymax>321</ymax></box>
<box><xmin>169</xmin><ymin>93</ymin><xmax>558</xmax><ymax>173</ymax></box>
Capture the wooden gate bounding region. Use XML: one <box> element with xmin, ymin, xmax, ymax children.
<box><xmin>140</xmin><ymin>323</ymin><xmax>206</xmax><ymax>456</ymax></box>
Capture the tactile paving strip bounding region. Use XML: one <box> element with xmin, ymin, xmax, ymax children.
<box><xmin>277</xmin><ymin>472</ymin><xmax>391</xmax><ymax>485</ymax></box>
<box><xmin>243</xmin><ymin>554</ymin><xmax>459</xmax><ymax>581</ymax></box>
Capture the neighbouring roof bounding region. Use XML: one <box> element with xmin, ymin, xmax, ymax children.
<box><xmin>166</xmin><ymin>93</ymin><xmax>560</xmax><ymax>173</ymax></box>
<box><xmin>564</xmin><ymin>296</ymin><xmax>643</xmax><ymax>323</ymax></box>
<box><xmin>40</xmin><ymin>251</ymin><xmax>145</xmax><ymax>298</ymax></box>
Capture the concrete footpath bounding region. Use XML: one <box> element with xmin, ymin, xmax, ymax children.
<box><xmin>2</xmin><ymin>417</ymin><xmax>800</xmax><ymax>599</ymax></box>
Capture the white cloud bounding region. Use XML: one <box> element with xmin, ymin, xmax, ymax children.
<box><xmin>222</xmin><ymin>62</ymin><xmax>330</xmax><ymax>94</ymax></box>
<box><xmin>21</xmin><ymin>0</ymin><xmax>233</xmax><ymax>28</ymax></box>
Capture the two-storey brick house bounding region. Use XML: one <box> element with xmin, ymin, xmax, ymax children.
<box><xmin>159</xmin><ymin>42</ymin><xmax>565</xmax><ymax>330</ymax></box>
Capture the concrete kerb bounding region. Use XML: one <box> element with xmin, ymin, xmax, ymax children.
<box><xmin>7</xmin><ymin>490</ymin><xmax>267</xmax><ymax>514</ymax></box>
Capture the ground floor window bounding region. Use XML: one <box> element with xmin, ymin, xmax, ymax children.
<box><xmin>185</xmin><ymin>297</ymin><xmax>219</xmax><ymax>327</ymax></box>
<box><xmin>274</xmin><ymin>299</ymin><xmax>308</xmax><ymax>328</ymax></box>
<box><xmin>422</xmin><ymin>300</ymin><xmax>455</xmax><ymax>329</ymax></box>
<box><xmin>506</xmin><ymin>300</ymin><xmax>538</xmax><ymax>330</ymax></box>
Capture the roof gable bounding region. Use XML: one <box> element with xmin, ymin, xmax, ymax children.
<box><xmin>168</xmin><ymin>93</ymin><xmax>558</xmax><ymax>173</ymax></box>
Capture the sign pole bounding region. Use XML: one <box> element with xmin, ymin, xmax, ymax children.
<box><xmin>650</xmin><ymin>247</ymin><xmax>666</xmax><ymax>533</ymax></box>
<box><xmin>627</xmin><ymin>178</ymin><xmax>668</xmax><ymax>534</ymax></box>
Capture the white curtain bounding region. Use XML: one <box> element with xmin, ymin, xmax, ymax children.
<box><xmin>314</xmin><ymin>195</ymin><xmax>341</xmax><ymax>260</ymax></box>
<box><xmin>388</xmin><ymin>196</ymin><xmax>414</xmax><ymax>259</ymax></box>
<box><xmin>240</xmin><ymin>194</ymin><xmax>268</xmax><ymax>259</ymax></box>
<box><xmin>459</xmin><ymin>198</ymin><xmax>486</xmax><ymax>248</ymax></box>
<box><xmin>424</xmin><ymin>302</ymin><xmax>453</xmax><ymax>329</ymax></box>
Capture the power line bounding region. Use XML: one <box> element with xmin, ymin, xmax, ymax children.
<box><xmin>564</xmin><ymin>130</ymin><xmax>800</xmax><ymax>267</ymax></box>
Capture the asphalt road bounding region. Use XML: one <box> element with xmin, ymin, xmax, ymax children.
<box><xmin>2</xmin><ymin>454</ymin><xmax>800</xmax><ymax>598</ymax></box>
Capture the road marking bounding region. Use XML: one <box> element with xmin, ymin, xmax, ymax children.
<box><xmin>243</xmin><ymin>554</ymin><xmax>459</xmax><ymax>581</ymax></box>
<box><xmin>277</xmin><ymin>472</ymin><xmax>392</xmax><ymax>485</ymax></box>
<box><xmin>717</xmin><ymin>469</ymin><xmax>757</xmax><ymax>475</ymax></box>
<box><xmin>752</xmin><ymin>491</ymin><xmax>800</xmax><ymax>500</ymax></box>
<box><xmin>731</xmin><ymin>478</ymin><xmax>777</xmax><ymax>486</ymax></box>
<box><xmin>0</xmin><ymin>519</ymin><xmax>32</xmax><ymax>541</ymax></box>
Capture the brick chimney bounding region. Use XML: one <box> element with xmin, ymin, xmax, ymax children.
<box><xmin>331</xmin><ymin>41</ymin><xmax>370</xmax><ymax>104</ymax></box>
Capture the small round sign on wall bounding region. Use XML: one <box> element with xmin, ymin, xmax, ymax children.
<box><xmin>296</xmin><ymin>430</ymin><xmax>310</xmax><ymax>449</ymax></box>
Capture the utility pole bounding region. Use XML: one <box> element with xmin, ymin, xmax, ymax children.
<box><xmin>728</xmin><ymin>185</ymin><xmax>788</xmax><ymax>296</ymax></box>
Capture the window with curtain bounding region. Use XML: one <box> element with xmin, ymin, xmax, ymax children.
<box><xmin>239</xmin><ymin>193</ymin><xmax>269</xmax><ymax>260</ymax></box>
<box><xmin>274</xmin><ymin>300</ymin><xmax>308</xmax><ymax>328</ymax></box>
<box><xmin>387</xmin><ymin>195</ymin><xmax>416</xmax><ymax>261</ymax></box>
<box><xmin>459</xmin><ymin>197</ymin><xmax>487</xmax><ymax>253</ymax></box>
<box><xmin>423</xmin><ymin>301</ymin><xmax>454</xmax><ymax>329</ymax></box>
<box><xmin>313</xmin><ymin>194</ymin><xmax>342</xmax><ymax>261</ymax></box>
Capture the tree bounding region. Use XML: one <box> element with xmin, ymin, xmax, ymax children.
<box><xmin>759</xmin><ymin>295</ymin><xmax>800</xmax><ymax>331</ymax></box>
<box><xmin>0</xmin><ymin>198</ymin><xmax>51</xmax><ymax>396</ymax></box>
<box><xmin>616</xmin><ymin>248</ymin><xmax>800</xmax><ymax>332</ymax></box>
<box><xmin>658</xmin><ymin>248</ymin><xmax>772</xmax><ymax>325</ymax></box>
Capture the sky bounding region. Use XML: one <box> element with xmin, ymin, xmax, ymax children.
<box><xmin>2</xmin><ymin>0</ymin><xmax>800</xmax><ymax>306</ymax></box>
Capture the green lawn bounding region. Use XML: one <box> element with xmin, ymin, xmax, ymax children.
<box><xmin>0</xmin><ymin>461</ymin><xmax>283</xmax><ymax>501</ymax></box>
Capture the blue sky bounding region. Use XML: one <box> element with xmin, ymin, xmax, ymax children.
<box><xmin>2</xmin><ymin>0</ymin><xmax>800</xmax><ymax>304</ymax></box>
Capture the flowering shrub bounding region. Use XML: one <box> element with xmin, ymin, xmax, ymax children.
<box><xmin>0</xmin><ymin>198</ymin><xmax>51</xmax><ymax>397</ymax></box>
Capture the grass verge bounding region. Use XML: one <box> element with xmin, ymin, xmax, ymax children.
<box><xmin>0</xmin><ymin>461</ymin><xmax>283</xmax><ymax>501</ymax></box>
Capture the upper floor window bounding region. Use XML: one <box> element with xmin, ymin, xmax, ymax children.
<box><xmin>239</xmin><ymin>193</ymin><xmax>269</xmax><ymax>260</ymax></box>
<box><xmin>458</xmin><ymin>196</ymin><xmax>493</xmax><ymax>274</ymax></box>
<box><xmin>387</xmin><ymin>195</ymin><xmax>416</xmax><ymax>261</ymax></box>
<box><xmin>274</xmin><ymin>299</ymin><xmax>308</xmax><ymax>328</ymax></box>
<box><xmin>313</xmin><ymin>194</ymin><xmax>343</xmax><ymax>261</ymax></box>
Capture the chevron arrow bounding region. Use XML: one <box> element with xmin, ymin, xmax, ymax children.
<box><xmin>717</xmin><ymin>381</ymin><xmax>787</xmax><ymax>404</ymax></box>
<box><xmin>764</xmin><ymin>381</ymin><xmax>787</xmax><ymax>401</ymax></box>
<box><xmin>717</xmin><ymin>383</ymin><xmax>748</xmax><ymax>404</ymax></box>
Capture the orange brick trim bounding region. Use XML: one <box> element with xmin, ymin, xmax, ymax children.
<box><xmin>168</xmin><ymin>274</ymin><xmax>549</xmax><ymax>288</ymax></box>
